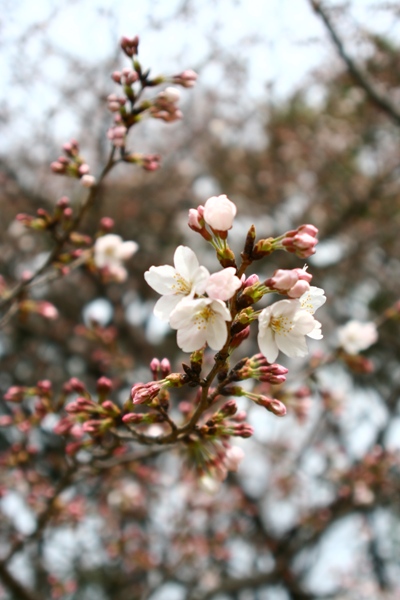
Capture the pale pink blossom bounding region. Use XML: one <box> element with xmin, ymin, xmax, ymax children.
<box><xmin>144</xmin><ymin>246</ymin><xmax>210</xmax><ymax>321</ymax></box>
<box><xmin>107</xmin><ymin>125</ymin><xmax>127</xmax><ymax>147</ymax></box>
<box><xmin>205</xmin><ymin>267</ymin><xmax>241</xmax><ymax>301</ymax></box>
<box><xmin>160</xmin><ymin>87</ymin><xmax>181</xmax><ymax>103</ymax></box>
<box><xmin>337</xmin><ymin>320</ymin><xmax>378</xmax><ymax>354</ymax></box>
<box><xmin>81</xmin><ymin>174</ymin><xmax>96</xmax><ymax>188</ymax></box>
<box><xmin>94</xmin><ymin>234</ymin><xmax>138</xmax><ymax>282</ymax></box>
<box><xmin>223</xmin><ymin>445</ymin><xmax>245</xmax><ymax>472</ymax></box>
<box><xmin>203</xmin><ymin>194</ymin><xmax>237</xmax><ymax>231</ymax></box>
<box><xmin>169</xmin><ymin>297</ymin><xmax>231</xmax><ymax>352</ymax></box>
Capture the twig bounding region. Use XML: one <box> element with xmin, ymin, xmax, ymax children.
<box><xmin>310</xmin><ymin>0</ymin><xmax>400</xmax><ymax>127</ymax></box>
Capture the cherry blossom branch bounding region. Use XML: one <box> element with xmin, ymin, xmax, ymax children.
<box><xmin>0</xmin><ymin>148</ymin><xmax>117</xmax><ymax>327</ymax></box>
<box><xmin>310</xmin><ymin>0</ymin><xmax>400</xmax><ymax>127</ymax></box>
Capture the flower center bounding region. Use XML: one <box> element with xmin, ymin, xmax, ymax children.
<box><xmin>172</xmin><ymin>274</ymin><xmax>191</xmax><ymax>295</ymax></box>
<box><xmin>270</xmin><ymin>315</ymin><xmax>293</xmax><ymax>335</ymax></box>
<box><xmin>194</xmin><ymin>306</ymin><xmax>214</xmax><ymax>330</ymax></box>
<box><xmin>300</xmin><ymin>294</ymin><xmax>314</xmax><ymax>314</ymax></box>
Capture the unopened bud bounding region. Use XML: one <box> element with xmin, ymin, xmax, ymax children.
<box><xmin>97</xmin><ymin>376</ymin><xmax>112</xmax><ymax>398</ymax></box>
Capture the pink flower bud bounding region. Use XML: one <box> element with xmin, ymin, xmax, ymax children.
<box><xmin>287</xmin><ymin>280</ymin><xmax>310</xmax><ymax>298</ymax></box>
<box><xmin>78</xmin><ymin>164</ymin><xmax>90</xmax><ymax>175</ymax></box>
<box><xmin>38</xmin><ymin>302</ymin><xmax>58</xmax><ymax>320</ymax></box>
<box><xmin>51</xmin><ymin>161</ymin><xmax>66</xmax><ymax>174</ymax></box>
<box><xmin>233</xmin><ymin>423</ymin><xmax>254</xmax><ymax>438</ymax></box>
<box><xmin>203</xmin><ymin>194</ymin><xmax>237</xmax><ymax>231</ymax></box>
<box><xmin>256</xmin><ymin>396</ymin><xmax>287</xmax><ymax>417</ymax></box>
<box><xmin>57</xmin><ymin>196</ymin><xmax>70</xmax><ymax>209</ymax></box>
<box><xmin>160</xmin><ymin>358</ymin><xmax>171</xmax><ymax>377</ymax></box>
<box><xmin>99</xmin><ymin>217</ymin><xmax>114</xmax><ymax>232</ymax></box>
<box><xmin>131</xmin><ymin>382</ymin><xmax>161</xmax><ymax>405</ymax></box>
<box><xmin>111</xmin><ymin>71</ymin><xmax>122</xmax><ymax>83</ymax></box>
<box><xmin>188</xmin><ymin>208</ymin><xmax>203</xmax><ymax>230</ymax></box>
<box><xmin>67</xmin><ymin>378</ymin><xmax>86</xmax><ymax>394</ymax></box>
<box><xmin>122</xmin><ymin>413</ymin><xmax>144</xmax><ymax>424</ymax></box>
<box><xmin>229</xmin><ymin>326</ymin><xmax>251</xmax><ymax>351</ymax></box>
<box><xmin>120</xmin><ymin>35</ymin><xmax>139</xmax><ymax>57</ymax></box>
<box><xmin>97</xmin><ymin>377</ymin><xmax>112</xmax><ymax>396</ymax></box>
<box><xmin>243</xmin><ymin>274</ymin><xmax>260</xmax><ymax>288</ymax></box>
<box><xmin>37</xmin><ymin>380</ymin><xmax>52</xmax><ymax>395</ymax></box>
<box><xmin>54</xmin><ymin>417</ymin><xmax>74</xmax><ymax>436</ymax></box>
<box><xmin>101</xmin><ymin>400</ymin><xmax>120</xmax><ymax>415</ymax></box>
<box><xmin>219</xmin><ymin>400</ymin><xmax>238</xmax><ymax>417</ymax></box>
<box><xmin>172</xmin><ymin>69</ymin><xmax>198</xmax><ymax>88</ymax></box>
<box><xmin>142</xmin><ymin>154</ymin><xmax>161</xmax><ymax>172</ymax></box>
<box><xmin>4</xmin><ymin>385</ymin><xmax>25</xmax><ymax>402</ymax></box>
<box><xmin>281</xmin><ymin>225</ymin><xmax>319</xmax><ymax>258</ymax></box>
<box><xmin>205</xmin><ymin>267</ymin><xmax>241</xmax><ymax>301</ymax></box>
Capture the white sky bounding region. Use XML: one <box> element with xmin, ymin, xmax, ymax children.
<box><xmin>0</xmin><ymin>0</ymin><xmax>398</xmax><ymax>151</ymax></box>
<box><xmin>2</xmin><ymin>0</ymin><xmax>398</xmax><ymax>95</ymax></box>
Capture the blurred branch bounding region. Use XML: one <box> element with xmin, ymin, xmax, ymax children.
<box><xmin>310</xmin><ymin>0</ymin><xmax>400</xmax><ymax>127</ymax></box>
<box><xmin>0</xmin><ymin>462</ymin><xmax>77</xmax><ymax>600</ymax></box>
<box><xmin>1</xmin><ymin>462</ymin><xmax>77</xmax><ymax>566</ymax></box>
<box><xmin>0</xmin><ymin>563</ymin><xmax>42</xmax><ymax>600</ymax></box>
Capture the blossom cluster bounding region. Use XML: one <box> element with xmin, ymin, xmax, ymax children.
<box><xmin>1</xmin><ymin>33</ymin><xmax>382</xmax><ymax>493</ymax></box>
<box><xmin>146</xmin><ymin>194</ymin><xmax>326</xmax><ymax>362</ymax></box>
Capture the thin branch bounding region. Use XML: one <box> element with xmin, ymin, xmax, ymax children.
<box><xmin>310</xmin><ymin>0</ymin><xmax>400</xmax><ymax>127</ymax></box>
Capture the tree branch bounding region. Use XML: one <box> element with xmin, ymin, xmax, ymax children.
<box><xmin>310</xmin><ymin>0</ymin><xmax>400</xmax><ymax>127</ymax></box>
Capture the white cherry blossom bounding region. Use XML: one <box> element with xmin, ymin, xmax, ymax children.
<box><xmin>337</xmin><ymin>320</ymin><xmax>378</xmax><ymax>354</ymax></box>
<box><xmin>257</xmin><ymin>299</ymin><xmax>321</xmax><ymax>363</ymax></box>
<box><xmin>144</xmin><ymin>246</ymin><xmax>210</xmax><ymax>321</ymax></box>
<box><xmin>169</xmin><ymin>297</ymin><xmax>231</xmax><ymax>352</ymax></box>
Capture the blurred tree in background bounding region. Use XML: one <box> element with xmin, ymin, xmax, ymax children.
<box><xmin>1</xmin><ymin>1</ymin><xmax>400</xmax><ymax>599</ymax></box>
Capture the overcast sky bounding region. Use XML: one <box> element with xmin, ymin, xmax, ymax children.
<box><xmin>1</xmin><ymin>0</ymin><xmax>398</xmax><ymax>151</ymax></box>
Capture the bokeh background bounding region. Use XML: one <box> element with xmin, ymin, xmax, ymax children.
<box><xmin>1</xmin><ymin>1</ymin><xmax>400</xmax><ymax>599</ymax></box>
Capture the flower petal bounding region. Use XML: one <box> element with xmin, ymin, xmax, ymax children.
<box><xmin>176</xmin><ymin>324</ymin><xmax>207</xmax><ymax>352</ymax></box>
<box><xmin>153</xmin><ymin>294</ymin><xmax>183</xmax><ymax>321</ymax></box>
<box><xmin>257</xmin><ymin>326</ymin><xmax>278</xmax><ymax>363</ymax></box>
<box><xmin>206</xmin><ymin>317</ymin><xmax>228</xmax><ymax>350</ymax></box>
<box><xmin>276</xmin><ymin>331</ymin><xmax>309</xmax><ymax>358</ymax></box>
<box><xmin>173</xmin><ymin>246</ymin><xmax>199</xmax><ymax>280</ymax></box>
<box><xmin>145</xmin><ymin>265</ymin><xmax>177</xmax><ymax>294</ymax></box>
